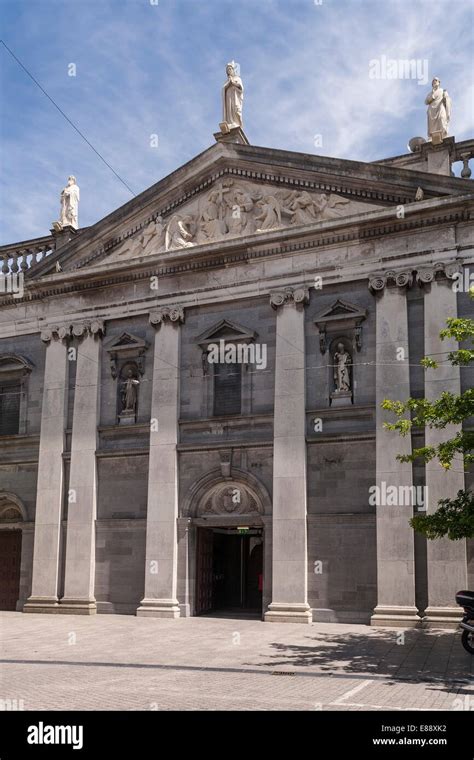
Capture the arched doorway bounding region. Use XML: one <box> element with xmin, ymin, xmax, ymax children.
<box><xmin>181</xmin><ymin>470</ymin><xmax>271</xmax><ymax>619</ymax></box>
<box><xmin>0</xmin><ymin>495</ymin><xmax>26</xmax><ymax>611</ymax></box>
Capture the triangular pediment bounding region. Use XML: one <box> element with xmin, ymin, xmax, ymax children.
<box><xmin>314</xmin><ymin>298</ymin><xmax>367</xmax><ymax>324</ymax></box>
<box><xmin>104</xmin><ymin>332</ymin><xmax>148</xmax><ymax>354</ymax></box>
<box><xmin>17</xmin><ymin>140</ymin><xmax>473</xmax><ymax>279</ymax></box>
<box><xmin>196</xmin><ymin>319</ymin><xmax>257</xmax><ymax>347</ymax></box>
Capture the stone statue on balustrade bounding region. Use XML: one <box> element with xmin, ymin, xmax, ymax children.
<box><xmin>425</xmin><ymin>77</ymin><xmax>451</xmax><ymax>142</ymax></box>
<box><xmin>59</xmin><ymin>176</ymin><xmax>80</xmax><ymax>229</ymax></box>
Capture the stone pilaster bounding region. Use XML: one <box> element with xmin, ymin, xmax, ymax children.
<box><xmin>137</xmin><ymin>306</ymin><xmax>184</xmax><ymax>618</ymax></box>
<box><xmin>264</xmin><ymin>287</ymin><xmax>311</xmax><ymax>623</ymax></box>
<box><xmin>24</xmin><ymin>326</ymin><xmax>70</xmax><ymax>613</ymax></box>
<box><xmin>60</xmin><ymin>320</ymin><xmax>105</xmax><ymax>614</ymax></box>
<box><xmin>369</xmin><ymin>271</ymin><xmax>419</xmax><ymax>627</ymax></box>
<box><xmin>420</xmin><ymin>262</ymin><xmax>467</xmax><ymax>628</ymax></box>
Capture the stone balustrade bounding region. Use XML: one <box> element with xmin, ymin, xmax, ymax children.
<box><xmin>0</xmin><ymin>237</ymin><xmax>54</xmax><ymax>277</ymax></box>
<box><xmin>452</xmin><ymin>138</ymin><xmax>474</xmax><ymax>178</ymax></box>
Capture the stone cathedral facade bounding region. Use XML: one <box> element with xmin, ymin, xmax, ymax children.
<box><xmin>0</xmin><ymin>128</ymin><xmax>473</xmax><ymax>627</ymax></box>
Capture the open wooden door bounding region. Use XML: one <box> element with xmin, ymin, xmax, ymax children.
<box><xmin>196</xmin><ymin>528</ymin><xmax>213</xmax><ymax>615</ymax></box>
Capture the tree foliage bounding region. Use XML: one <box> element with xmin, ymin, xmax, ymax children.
<box><xmin>382</xmin><ymin>300</ymin><xmax>474</xmax><ymax>540</ymax></box>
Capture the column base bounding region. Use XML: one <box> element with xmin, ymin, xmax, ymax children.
<box><xmin>421</xmin><ymin>607</ymin><xmax>462</xmax><ymax>629</ymax></box>
<box><xmin>136</xmin><ymin>598</ymin><xmax>181</xmax><ymax>618</ymax></box>
<box><xmin>370</xmin><ymin>605</ymin><xmax>421</xmax><ymax>628</ymax></box>
<box><xmin>264</xmin><ymin>602</ymin><xmax>312</xmax><ymax>624</ymax></box>
<box><xmin>57</xmin><ymin>598</ymin><xmax>97</xmax><ymax>615</ymax></box>
<box><xmin>23</xmin><ymin>596</ymin><xmax>60</xmax><ymax>614</ymax></box>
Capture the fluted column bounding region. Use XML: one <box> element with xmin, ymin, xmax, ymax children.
<box><xmin>137</xmin><ymin>306</ymin><xmax>183</xmax><ymax>618</ymax></box>
<box><xmin>264</xmin><ymin>287</ymin><xmax>311</xmax><ymax>623</ymax></box>
<box><xmin>420</xmin><ymin>262</ymin><xmax>467</xmax><ymax>627</ymax></box>
<box><xmin>60</xmin><ymin>320</ymin><xmax>105</xmax><ymax>614</ymax></box>
<box><xmin>369</xmin><ymin>271</ymin><xmax>419</xmax><ymax>626</ymax></box>
<box><xmin>24</xmin><ymin>326</ymin><xmax>70</xmax><ymax>613</ymax></box>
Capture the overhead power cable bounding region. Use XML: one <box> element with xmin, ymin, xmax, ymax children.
<box><xmin>1</xmin><ymin>40</ymin><xmax>136</xmax><ymax>196</ymax></box>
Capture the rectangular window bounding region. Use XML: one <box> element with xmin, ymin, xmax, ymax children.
<box><xmin>213</xmin><ymin>363</ymin><xmax>242</xmax><ymax>416</ymax></box>
<box><xmin>0</xmin><ymin>384</ymin><xmax>21</xmax><ymax>435</ymax></box>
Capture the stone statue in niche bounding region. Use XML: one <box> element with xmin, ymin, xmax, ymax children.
<box><xmin>334</xmin><ymin>342</ymin><xmax>351</xmax><ymax>392</ymax></box>
<box><xmin>425</xmin><ymin>77</ymin><xmax>451</xmax><ymax>142</ymax></box>
<box><xmin>222</xmin><ymin>61</ymin><xmax>244</xmax><ymax>131</ymax></box>
<box><xmin>59</xmin><ymin>175</ymin><xmax>80</xmax><ymax>229</ymax></box>
<box><xmin>330</xmin><ymin>342</ymin><xmax>353</xmax><ymax>407</ymax></box>
<box><xmin>120</xmin><ymin>368</ymin><xmax>140</xmax><ymax>422</ymax></box>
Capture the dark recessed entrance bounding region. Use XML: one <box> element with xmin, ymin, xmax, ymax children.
<box><xmin>196</xmin><ymin>527</ymin><xmax>263</xmax><ymax>617</ymax></box>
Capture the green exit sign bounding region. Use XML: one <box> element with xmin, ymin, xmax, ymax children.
<box><xmin>237</xmin><ymin>527</ymin><xmax>249</xmax><ymax>534</ymax></box>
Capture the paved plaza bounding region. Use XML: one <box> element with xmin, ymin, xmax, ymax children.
<box><xmin>0</xmin><ymin>612</ymin><xmax>472</xmax><ymax>711</ymax></box>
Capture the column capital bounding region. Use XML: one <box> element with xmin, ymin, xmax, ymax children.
<box><xmin>149</xmin><ymin>305</ymin><xmax>185</xmax><ymax>326</ymax></box>
<box><xmin>41</xmin><ymin>320</ymin><xmax>105</xmax><ymax>343</ymax></box>
<box><xmin>270</xmin><ymin>286</ymin><xmax>309</xmax><ymax>310</ymax></box>
<box><xmin>416</xmin><ymin>259</ymin><xmax>462</xmax><ymax>286</ymax></box>
<box><xmin>40</xmin><ymin>325</ymin><xmax>71</xmax><ymax>343</ymax></box>
<box><xmin>368</xmin><ymin>269</ymin><xmax>413</xmax><ymax>293</ymax></box>
<box><xmin>70</xmin><ymin>319</ymin><xmax>106</xmax><ymax>339</ymax></box>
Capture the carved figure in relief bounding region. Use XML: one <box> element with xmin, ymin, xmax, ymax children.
<box><xmin>313</xmin><ymin>193</ymin><xmax>350</xmax><ymax>220</ymax></box>
<box><xmin>286</xmin><ymin>190</ymin><xmax>319</xmax><ymax>225</ymax></box>
<box><xmin>200</xmin><ymin>190</ymin><xmax>224</xmax><ymax>240</ymax></box>
<box><xmin>165</xmin><ymin>214</ymin><xmax>195</xmax><ymax>250</ymax></box>
<box><xmin>225</xmin><ymin>186</ymin><xmax>255</xmax><ymax>235</ymax></box>
<box><xmin>255</xmin><ymin>195</ymin><xmax>282</xmax><ymax>231</ymax></box>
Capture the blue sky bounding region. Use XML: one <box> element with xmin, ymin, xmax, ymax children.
<box><xmin>1</xmin><ymin>0</ymin><xmax>473</xmax><ymax>244</ymax></box>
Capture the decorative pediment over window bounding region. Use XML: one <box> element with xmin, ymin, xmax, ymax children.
<box><xmin>196</xmin><ymin>319</ymin><xmax>257</xmax><ymax>348</ymax></box>
<box><xmin>0</xmin><ymin>355</ymin><xmax>34</xmax><ymax>378</ymax></box>
<box><xmin>314</xmin><ymin>299</ymin><xmax>367</xmax><ymax>354</ymax></box>
<box><xmin>104</xmin><ymin>332</ymin><xmax>149</xmax><ymax>378</ymax></box>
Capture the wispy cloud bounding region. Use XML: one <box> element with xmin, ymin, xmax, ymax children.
<box><xmin>0</xmin><ymin>0</ymin><xmax>472</xmax><ymax>244</ymax></box>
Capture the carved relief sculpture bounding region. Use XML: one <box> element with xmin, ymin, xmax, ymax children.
<box><xmin>165</xmin><ymin>214</ymin><xmax>195</xmax><ymax>250</ymax></box>
<box><xmin>110</xmin><ymin>180</ymin><xmax>378</xmax><ymax>260</ymax></box>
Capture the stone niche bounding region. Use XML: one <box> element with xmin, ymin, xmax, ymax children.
<box><xmin>313</xmin><ymin>299</ymin><xmax>367</xmax><ymax>407</ymax></box>
<box><xmin>104</xmin><ymin>332</ymin><xmax>149</xmax><ymax>425</ymax></box>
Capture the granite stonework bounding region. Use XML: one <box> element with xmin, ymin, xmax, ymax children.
<box><xmin>0</xmin><ymin>137</ymin><xmax>473</xmax><ymax>626</ymax></box>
